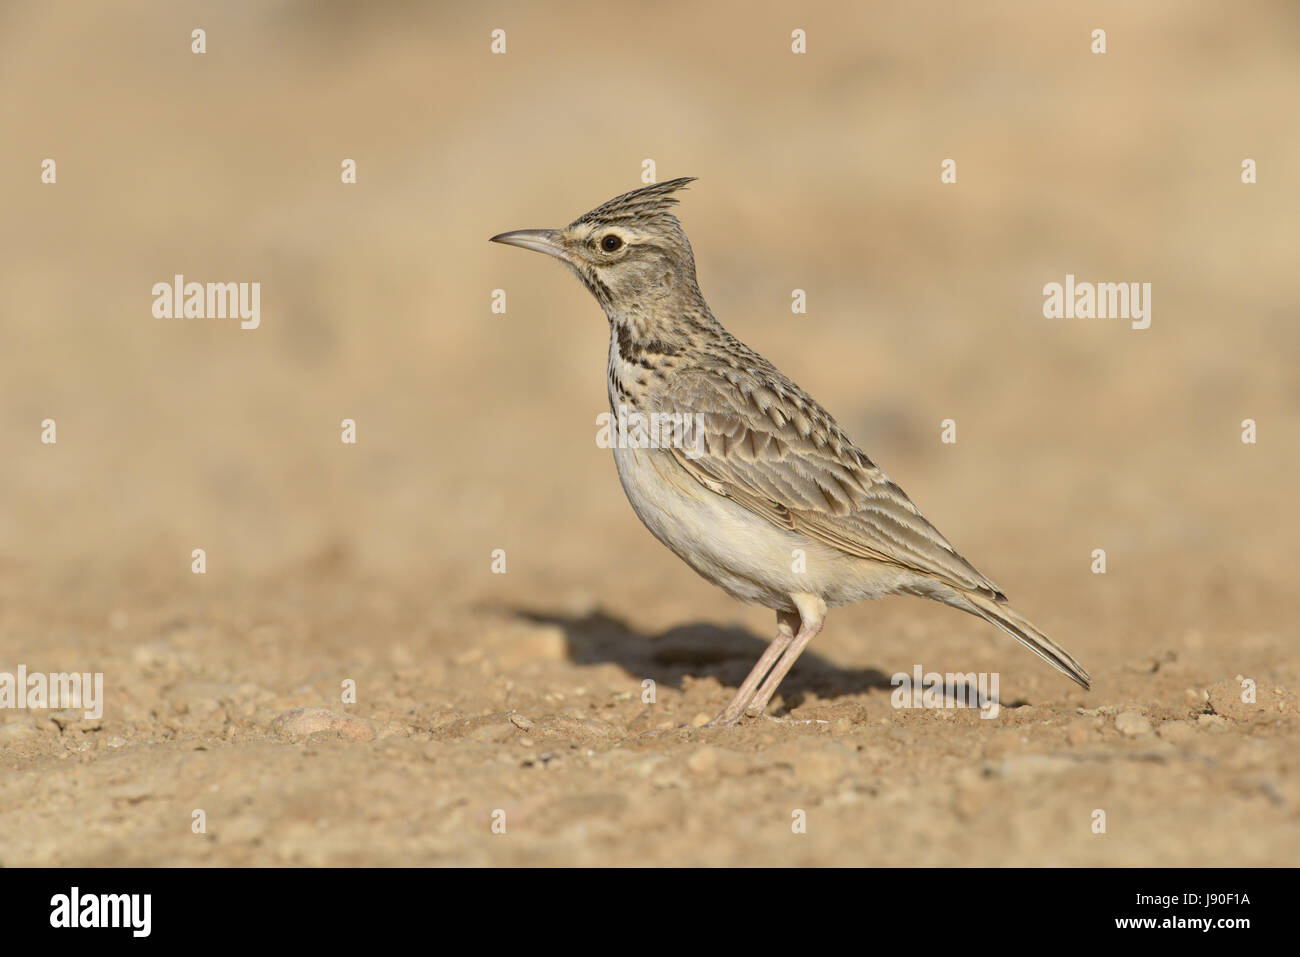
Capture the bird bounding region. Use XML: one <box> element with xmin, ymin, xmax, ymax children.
<box><xmin>491</xmin><ymin>177</ymin><xmax>1090</xmax><ymax>726</ymax></box>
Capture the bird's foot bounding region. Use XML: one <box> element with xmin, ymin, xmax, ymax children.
<box><xmin>702</xmin><ymin>710</ymin><xmax>744</xmax><ymax>729</ymax></box>
<box><xmin>744</xmin><ymin>708</ymin><xmax>825</xmax><ymax>726</ymax></box>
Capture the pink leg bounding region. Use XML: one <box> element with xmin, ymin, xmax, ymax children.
<box><xmin>706</xmin><ymin>610</ymin><xmax>800</xmax><ymax>727</ymax></box>
<box><xmin>746</xmin><ymin>594</ymin><xmax>827</xmax><ymax>717</ymax></box>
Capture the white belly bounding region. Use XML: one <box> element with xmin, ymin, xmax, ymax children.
<box><xmin>610</xmin><ymin>444</ymin><xmax>912</xmax><ymax>611</ymax></box>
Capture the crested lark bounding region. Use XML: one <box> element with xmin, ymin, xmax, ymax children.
<box><xmin>492</xmin><ymin>178</ymin><xmax>1090</xmax><ymax>726</ymax></box>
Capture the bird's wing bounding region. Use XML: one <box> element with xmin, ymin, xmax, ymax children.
<box><xmin>663</xmin><ymin>366</ymin><xmax>1007</xmax><ymax>601</ymax></box>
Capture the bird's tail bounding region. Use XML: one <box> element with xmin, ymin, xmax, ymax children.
<box><xmin>955</xmin><ymin>591</ymin><xmax>1091</xmax><ymax>690</ymax></box>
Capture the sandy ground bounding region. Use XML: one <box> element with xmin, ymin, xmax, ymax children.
<box><xmin>1</xmin><ymin>1</ymin><xmax>1297</xmax><ymax>866</ymax></box>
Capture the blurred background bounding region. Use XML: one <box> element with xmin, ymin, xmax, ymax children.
<box><xmin>1</xmin><ymin>1</ymin><xmax>1297</xmax><ymax>865</ymax></box>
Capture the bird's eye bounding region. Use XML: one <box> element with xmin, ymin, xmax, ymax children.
<box><xmin>601</xmin><ymin>234</ymin><xmax>624</xmax><ymax>252</ymax></box>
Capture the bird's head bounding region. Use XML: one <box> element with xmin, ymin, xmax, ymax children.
<box><xmin>490</xmin><ymin>177</ymin><xmax>702</xmax><ymax>316</ymax></box>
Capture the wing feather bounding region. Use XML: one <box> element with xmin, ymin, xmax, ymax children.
<box><xmin>664</xmin><ymin>363</ymin><xmax>1007</xmax><ymax>601</ymax></box>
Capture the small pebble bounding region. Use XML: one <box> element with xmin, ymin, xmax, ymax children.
<box><xmin>1157</xmin><ymin>720</ymin><xmax>1196</xmax><ymax>743</ymax></box>
<box><xmin>1115</xmin><ymin>710</ymin><xmax>1152</xmax><ymax>737</ymax></box>
<box><xmin>271</xmin><ymin>708</ymin><xmax>375</xmax><ymax>742</ymax></box>
<box><xmin>687</xmin><ymin>746</ymin><xmax>719</xmax><ymax>774</ymax></box>
<box><xmin>1065</xmin><ymin>721</ymin><xmax>1092</xmax><ymax>746</ymax></box>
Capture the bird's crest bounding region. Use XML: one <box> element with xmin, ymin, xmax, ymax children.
<box><xmin>570</xmin><ymin>177</ymin><xmax>697</xmax><ymax>230</ymax></box>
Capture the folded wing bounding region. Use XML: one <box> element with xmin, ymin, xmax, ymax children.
<box><xmin>664</xmin><ymin>365</ymin><xmax>1007</xmax><ymax>602</ymax></box>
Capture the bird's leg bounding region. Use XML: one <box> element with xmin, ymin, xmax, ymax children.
<box><xmin>706</xmin><ymin>610</ymin><xmax>799</xmax><ymax>727</ymax></box>
<box><xmin>745</xmin><ymin>594</ymin><xmax>827</xmax><ymax>718</ymax></box>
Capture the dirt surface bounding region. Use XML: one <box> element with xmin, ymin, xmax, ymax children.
<box><xmin>2</xmin><ymin>2</ymin><xmax>1298</xmax><ymax>866</ymax></box>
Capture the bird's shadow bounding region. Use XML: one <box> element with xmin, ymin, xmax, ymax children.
<box><xmin>508</xmin><ymin>606</ymin><xmax>895</xmax><ymax>708</ymax></box>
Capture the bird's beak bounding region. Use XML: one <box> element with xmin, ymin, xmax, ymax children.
<box><xmin>489</xmin><ymin>228</ymin><xmax>568</xmax><ymax>262</ymax></box>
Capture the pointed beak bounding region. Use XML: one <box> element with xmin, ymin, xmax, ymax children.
<box><xmin>489</xmin><ymin>228</ymin><xmax>567</xmax><ymax>261</ymax></box>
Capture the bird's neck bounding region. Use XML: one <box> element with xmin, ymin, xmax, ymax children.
<box><xmin>605</xmin><ymin>304</ymin><xmax>722</xmax><ymax>411</ymax></box>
